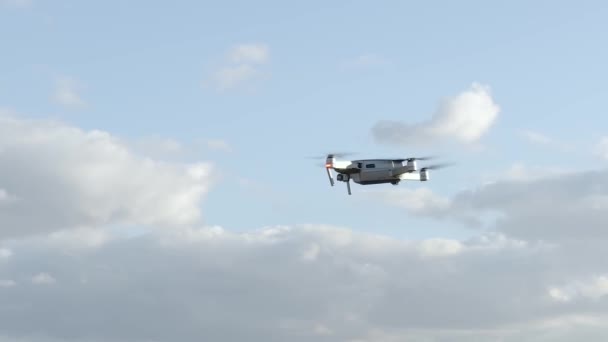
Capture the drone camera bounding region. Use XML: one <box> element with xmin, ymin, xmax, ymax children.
<box><xmin>336</xmin><ymin>174</ymin><xmax>351</xmax><ymax>181</ymax></box>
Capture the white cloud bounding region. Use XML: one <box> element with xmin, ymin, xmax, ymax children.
<box><xmin>51</xmin><ymin>76</ymin><xmax>86</xmax><ymax>109</ymax></box>
<box><xmin>208</xmin><ymin>43</ymin><xmax>270</xmax><ymax>91</ymax></box>
<box><xmin>0</xmin><ymin>112</ymin><xmax>215</xmax><ymax>239</ymax></box>
<box><xmin>228</xmin><ymin>43</ymin><xmax>269</xmax><ymax>64</ymax></box>
<box><xmin>371</xmin><ymin>83</ymin><xmax>500</xmax><ymax>146</ymax></box>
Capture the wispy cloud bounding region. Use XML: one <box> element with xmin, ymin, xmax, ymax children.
<box><xmin>205</xmin><ymin>139</ymin><xmax>232</xmax><ymax>153</ymax></box>
<box><xmin>0</xmin><ymin>0</ymin><xmax>32</xmax><ymax>8</ymax></box>
<box><xmin>228</xmin><ymin>43</ymin><xmax>269</xmax><ymax>64</ymax></box>
<box><xmin>213</xmin><ymin>64</ymin><xmax>259</xmax><ymax>90</ymax></box>
<box><xmin>478</xmin><ymin>162</ymin><xmax>575</xmax><ymax>187</ymax></box>
<box><xmin>501</xmin><ymin>162</ymin><xmax>572</xmax><ymax>182</ymax></box>
<box><xmin>208</xmin><ymin>43</ymin><xmax>270</xmax><ymax>91</ymax></box>
<box><xmin>340</xmin><ymin>53</ymin><xmax>388</xmax><ymax>69</ymax></box>
<box><xmin>52</xmin><ymin>76</ymin><xmax>87</xmax><ymax>109</ymax></box>
<box><xmin>521</xmin><ymin>130</ymin><xmax>553</xmax><ymax>145</ymax></box>
<box><xmin>520</xmin><ymin>129</ymin><xmax>574</xmax><ymax>152</ymax></box>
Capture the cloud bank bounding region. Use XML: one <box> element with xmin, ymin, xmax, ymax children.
<box><xmin>372</xmin><ymin>83</ymin><xmax>500</xmax><ymax>146</ymax></box>
<box><xmin>1</xmin><ymin>224</ymin><xmax>608</xmax><ymax>342</ymax></box>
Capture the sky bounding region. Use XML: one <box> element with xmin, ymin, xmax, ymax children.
<box><xmin>2</xmin><ymin>0</ymin><xmax>608</xmax><ymax>341</ymax></box>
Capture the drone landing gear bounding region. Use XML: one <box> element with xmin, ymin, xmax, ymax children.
<box><xmin>336</xmin><ymin>174</ymin><xmax>352</xmax><ymax>195</ymax></box>
<box><xmin>326</xmin><ymin>167</ymin><xmax>334</xmax><ymax>186</ymax></box>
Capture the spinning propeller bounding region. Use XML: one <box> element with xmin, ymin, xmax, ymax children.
<box><xmin>308</xmin><ymin>153</ymin><xmax>357</xmax><ymax>186</ymax></box>
<box><xmin>320</xmin><ymin>152</ymin><xmax>356</xmax><ymax>187</ymax></box>
<box><xmin>420</xmin><ymin>162</ymin><xmax>453</xmax><ymax>171</ymax></box>
<box><xmin>405</xmin><ymin>156</ymin><xmax>435</xmax><ymax>161</ymax></box>
<box><xmin>306</xmin><ymin>152</ymin><xmax>357</xmax><ymax>160</ymax></box>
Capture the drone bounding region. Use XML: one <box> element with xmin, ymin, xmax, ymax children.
<box><xmin>318</xmin><ymin>153</ymin><xmax>450</xmax><ymax>195</ymax></box>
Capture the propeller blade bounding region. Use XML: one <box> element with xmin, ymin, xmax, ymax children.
<box><xmin>421</xmin><ymin>162</ymin><xmax>454</xmax><ymax>170</ymax></box>
<box><xmin>307</xmin><ymin>152</ymin><xmax>357</xmax><ymax>159</ymax></box>
<box><xmin>406</xmin><ymin>156</ymin><xmax>436</xmax><ymax>161</ymax></box>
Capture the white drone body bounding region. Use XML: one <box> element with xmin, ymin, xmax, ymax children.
<box><xmin>324</xmin><ymin>154</ymin><xmax>441</xmax><ymax>195</ymax></box>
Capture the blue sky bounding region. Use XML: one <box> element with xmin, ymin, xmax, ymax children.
<box><xmin>2</xmin><ymin>0</ymin><xmax>608</xmax><ymax>238</ymax></box>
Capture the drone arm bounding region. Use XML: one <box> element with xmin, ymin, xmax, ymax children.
<box><xmin>398</xmin><ymin>171</ymin><xmax>428</xmax><ymax>181</ymax></box>
<box><xmin>390</xmin><ymin>164</ymin><xmax>416</xmax><ymax>177</ymax></box>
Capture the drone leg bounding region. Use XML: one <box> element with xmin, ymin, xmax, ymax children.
<box><xmin>346</xmin><ymin>179</ymin><xmax>351</xmax><ymax>195</ymax></box>
<box><xmin>326</xmin><ymin>167</ymin><xmax>334</xmax><ymax>186</ymax></box>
